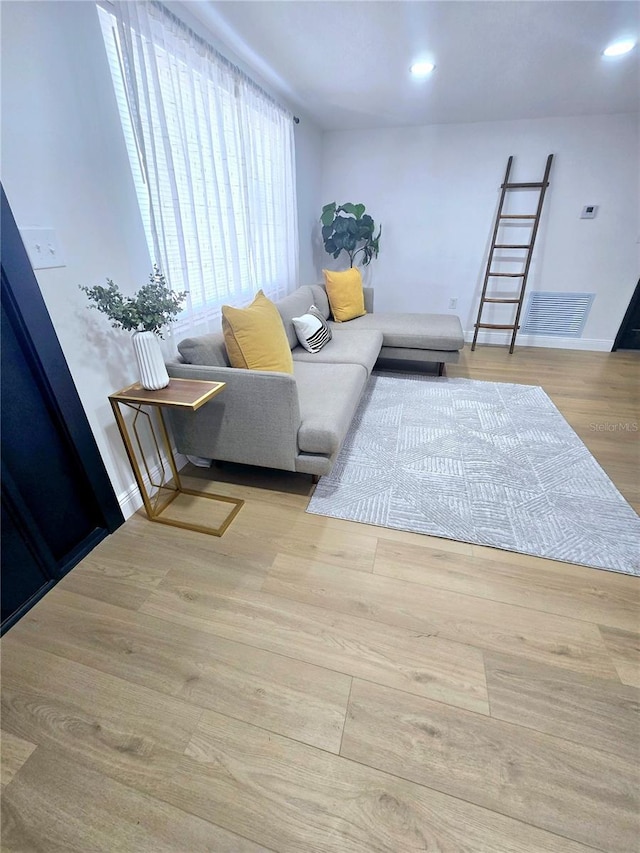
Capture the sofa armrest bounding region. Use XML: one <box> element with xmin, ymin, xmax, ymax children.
<box><xmin>166</xmin><ymin>362</ymin><xmax>302</xmax><ymax>471</ymax></box>
<box><xmin>363</xmin><ymin>287</ymin><xmax>374</xmax><ymax>314</ymax></box>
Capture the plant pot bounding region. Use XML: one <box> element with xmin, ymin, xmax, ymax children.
<box><xmin>132</xmin><ymin>331</ymin><xmax>169</xmax><ymax>390</ymax></box>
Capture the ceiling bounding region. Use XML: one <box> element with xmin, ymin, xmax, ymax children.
<box><xmin>184</xmin><ymin>1</ymin><xmax>639</xmax><ymax>131</ymax></box>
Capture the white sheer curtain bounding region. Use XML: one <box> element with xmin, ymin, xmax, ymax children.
<box><xmin>98</xmin><ymin>1</ymin><xmax>298</xmax><ymax>338</ymax></box>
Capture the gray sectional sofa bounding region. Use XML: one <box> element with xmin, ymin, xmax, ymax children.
<box><xmin>166</xmin><ymin>283</ymin><xmax>463</xmax><ymax>477</ymax></box>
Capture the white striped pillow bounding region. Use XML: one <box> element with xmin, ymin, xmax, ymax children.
<box><xmin>292</xmin><ymin>304</ymin><xmax>333</xmax><ymax>353</ymax></box>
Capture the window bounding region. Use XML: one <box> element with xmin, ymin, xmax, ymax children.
<box><xmin>98</xmin><ymin>1</ymin><xmax>298</xmax><ymax>337</ymax></box>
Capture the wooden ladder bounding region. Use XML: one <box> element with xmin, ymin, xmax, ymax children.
<box><xmin>471</xmin><ymin>154</ymin><xmax>553</xmax><ymax>354</ymax></box>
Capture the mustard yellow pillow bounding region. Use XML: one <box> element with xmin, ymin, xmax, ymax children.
<box><xmin>221</xmin><ymin>290</ymin><xmax>293</xmax><ymax>373</ymax></box>
<box><xmin>323</xmin><ymin>268</ymin><xmax>366</xmax><ymax>322</ymax></box>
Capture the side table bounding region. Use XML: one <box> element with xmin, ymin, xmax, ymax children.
<box><xmin>109</xmin><ymin>378</ymin><xmax>243</xmax><ymax>536</ymax></box>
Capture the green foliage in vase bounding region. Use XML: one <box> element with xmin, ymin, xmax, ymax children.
<box><xmin>320</xmin><ymin>202</ymin><xmax>382</xmax><ymax>268</ymax></box>
<box><xmin>80</xmin><ymin>266</ymin><xmax>186</xmax><ymax>338</ymax></box>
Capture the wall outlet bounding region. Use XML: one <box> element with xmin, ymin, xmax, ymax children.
<box><xmin>19</xmin><ymin>227</ymin><xmax>66</xmax><ymax>270</ymax></box>
<box><xmin>448</xmin><ymin>297</ymin><xmax>458</xmax><ymax>309</ymax></box>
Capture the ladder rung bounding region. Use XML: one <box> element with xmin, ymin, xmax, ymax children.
<box><xmin>502</xmin><ymin>182</ymin><xmax>548</xmax><ymax>189</ymax></box>
<box><xmin>476</xmin><ymin>323</ymin><xmax>519</xmax><ymax>330</ymax></box>
<box><xmin>483</xmin><ymin>298</ymin><xmax>521</xmax><ymax>303</ymax></box>
<box><xmin>499</xmin><ymin>215</ymin><xmax>536</xmax><ymax>220</ymax></box>
<box><xmin>488</xmin><ymin>272</ymin><xmax>525</xmax><ymax>277</ymax></box>
<box><xmin>494</xmin><ymin>244</ymin><xmax>531</xmax><ymax>249</ymax></box>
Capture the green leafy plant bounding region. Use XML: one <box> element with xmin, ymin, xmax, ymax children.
<box><xmin>80</xmin><ymin>266</ymin><xmax>186</xmax><ymax>338</ymax></box>
<box><xmin>320</xmin><ymin>202</ymin><xmax>382</xmax><ymax>268</ymax></box>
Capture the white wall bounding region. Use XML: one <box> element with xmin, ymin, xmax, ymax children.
<box><xmin>1</xmin><ymin>0</ymin><xmax>154</xmax><ymax>511</ymax></box>
<box><xmin>321</xmin><ymin>113</ymin><xmax>639</xmax><ymax>348</ymax></box>
<box><xmin>1</xmin><ymin>0</ymin><xmax>323</xmax><ymax>514</ymax></box>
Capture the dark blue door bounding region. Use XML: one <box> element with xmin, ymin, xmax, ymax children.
<box><xmin>1</xmin><ymin>186</ymin><xmax>123</xmax><ymax>633</ymax></box>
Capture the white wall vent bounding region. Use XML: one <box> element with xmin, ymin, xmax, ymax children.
<box><xmin>521</xmin><ymin>292</ymin><xmax>595</xmax><ymax>337</ymax></box>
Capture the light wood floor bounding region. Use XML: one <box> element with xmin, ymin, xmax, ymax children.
<box><xmin>2</xmin><ymin>345</ymin><xmax>639</xmax><ymax>852</ymax></box>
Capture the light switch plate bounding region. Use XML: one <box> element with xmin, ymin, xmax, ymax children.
<box><xmin>580</xmin><ymin>205</ymin><xmax>598</xmax><ymax>220</ymax></box>
<box><xmin>19</xmin><ymin>227</ymin><xmax>66</xmax><ymax>269</ymax></box>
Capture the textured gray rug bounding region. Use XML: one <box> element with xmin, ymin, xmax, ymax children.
<box><xmin>307</xmin><ymin>373</ymin><xmax>640</xmax><ymax>576</ymax></box>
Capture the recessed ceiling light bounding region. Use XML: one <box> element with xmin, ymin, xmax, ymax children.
<box><xmin>410</xmin><ymin>61</ymin><xmax>435</xmax><ymax>77</ymax></box>
<box><xmin>603</xmin><ymin>39</ymin><xmax>636</xmax><ymax>57</ymax></box>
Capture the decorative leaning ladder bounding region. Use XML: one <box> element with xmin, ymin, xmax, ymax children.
<box><xmin>471</xmin><ymin>154</ymin><xmax>553</xmax><ymax>354</ymax></box>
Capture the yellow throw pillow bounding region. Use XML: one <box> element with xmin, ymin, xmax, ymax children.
<box><xmin>323</xmin><ymin>268</ymin><xmax>366</xmax><ymax>323</ymax></box>
<box><xmin>221</xmin><ymin>290</ymin><xmax>293</xmax><ymax>373</ymax></box>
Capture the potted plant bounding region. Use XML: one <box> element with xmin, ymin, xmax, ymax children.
<box><xmin>81</xmin><ymin>266</ymin><xmax>186</xmax><ymax>390</ymax></box>
<box><xmin>320</xmin><ymin>202</ymin><xmax>382</xmax><ymax>268</ymax></box>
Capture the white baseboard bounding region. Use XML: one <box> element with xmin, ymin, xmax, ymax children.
<box><xmin>116</xmin><ymin>451</ymin><xmax>189</xmax><ymax>519</ymax></box>
<box><xmin>117</xmin><ymin>479</ymin><xmax>145</xmax><ymax>519</ymax></box>
<box><xmin>464</xmin><ymin>331</ymin><xmax>614</xmax><ymax>352</ymax></box>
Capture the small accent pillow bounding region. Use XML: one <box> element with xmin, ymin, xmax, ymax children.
<box><xmin>322</xmin><ymin>267</ymin><xmax>366</xmax><ymax>322</ymax></box>
<box><xmin>221</xmin><ymin>290</ymin><xmax>293</xmax><ymax>374</ymax></box>
<box><xmin>292</xmin><ymin>305</ymin><xmax>333</xmax><ymax>353</ymax></box>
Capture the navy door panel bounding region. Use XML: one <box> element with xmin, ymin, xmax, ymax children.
<box><xmin>2</xmin><ymin>300</ymin><xmax>106</xmax><ymax>565</ymax></box>
<box><xmin>1</xmin><ymin>464</ymin><xmax>54</xmax><ymax>624</ymax></box>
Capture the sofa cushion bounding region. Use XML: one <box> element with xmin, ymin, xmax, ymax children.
<box><xmin>292</xmin><ymin>328</ymin><xmax>382</xmax><ymax>376</ymax></box>
<box><xmin>294</xmin><ymin>361</ymin><xmax>368</xmax><ymax>455</ymax></box>
<box><xmin>276</xmin><ymin>286</ymin><xmax>316</xmax><ymax>348</ymax></box>
<box><xmin>308</xmin><ymin>284</ymin><xmax>331</xmax><ymax>319</ymax></box>
<box><xmin>292</xmin><ymin>305</ymin><xmax>333</xmax><ymax>353</ymax></box>
<box><xmin>323</xmin><ymin>268</ymin><xmax>367</xmax><ymax>322</ymax></box>
<box><xmin>177</xmin><ymin>331</ymin><xmax>230</xmax><ymax>366</ymax></box>
<box><xmin>331</xmin><ymin>312</ymin><xmax>464</xmax><ymax>351</ymax></box>
<box><xmin>222</xmin><ymin>290</ymin><xmax>293</xmax><ymax>373</ymax></box>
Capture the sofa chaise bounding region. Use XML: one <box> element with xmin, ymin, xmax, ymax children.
<box><xmin>166</xmin><ymin>283</ymin><xmax>463</xmax><ymax>477</ymax></box>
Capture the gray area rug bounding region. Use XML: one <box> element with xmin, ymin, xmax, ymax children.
<box><xmin>307</xmin><ymin>373</ymin><xmax>640</xmax><ymax>576</ymax></box>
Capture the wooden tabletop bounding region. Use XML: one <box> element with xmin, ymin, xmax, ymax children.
<box><xmin>109</xmin><ymin>378</ymin><xmax>225</xmax><ymax>411</ymax></box>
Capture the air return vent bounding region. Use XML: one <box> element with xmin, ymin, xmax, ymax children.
<box><xmin>521</xmin><ymin>292</ymin><xmax>595</xmax><ymax>337</ymax></box>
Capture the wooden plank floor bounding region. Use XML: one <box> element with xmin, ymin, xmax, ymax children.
<box><xmin>1</xmin><ymin>345</ymin><xmax>639</xmax><ymax>852</ymax></box>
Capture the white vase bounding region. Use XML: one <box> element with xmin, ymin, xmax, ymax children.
<box><xmin>132</xmin><ymin>331</ymin><xmax>169</xmax><ymax>390</ymax></box>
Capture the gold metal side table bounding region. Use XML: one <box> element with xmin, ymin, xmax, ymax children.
<box><xmin>109</xmin><ymin>378</ymin><xmax>243</xmax><ymax>537</ymax></box>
